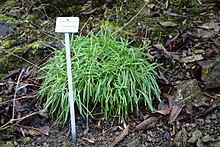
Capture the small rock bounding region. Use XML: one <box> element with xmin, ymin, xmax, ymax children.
<box><xmin>195</xmin><ymin>22</ymin><xmax>219</xmax><ymax>38</ymax></box>
<box><xmin>145</xmin><ymin>142</ymin><xmax>149</xmax><ymax>146</ymax></box>
<box><xmin>196</xmin><ymin>138</ymin><xmax>206</xmax><ymax>147</ymax></box>
<box><xmin>13</xmin><ymin>141</ymin><xmax>18</xmax><ymax>146</ymax></box>
<box><xmin>173</xmin><ymin>128</ymin><xmax>188</xmax><ymax>145</ymax></box>
<box><xmin>191</xmin><ymin>123</ymin><xmax>197</xmax><ymax>128</ymax></box>
<box><xmin>110</xmin><ymin>132</ymin><xmax>113</xmax><ymax>136</ymax></box>
<box><xmin>217</xmin><ymin>113</ymin><xmax>220</xmax><ymax>118</ymax></box>
<box><xmin>202</xmin><ymin>134</ymin><xmax>215</xmax><ymax>142</ymax></box>
<box><xmin>188</xmin><ymin>129</ymin><xmax>202</xmax><ymax>143</ymax></box>
<box><xmin>198</xmin><ymin>57</ymin><xmax>220</xmax><ymax>89</ymax></box>
<box><xmin>112</xmin><ymin>126</ymin><xmax>118</xmax><ymax>131</ymax></box>
<box><xmin>194</xmin><ymin>49</ymin><xmax>205</xmax><ymax>54</ymax></box>
<box><xmin>115</xmin><ymin>131</ymin><xmax>120</xmax><ymax>136</ymax></box>
<box><xmin>205</xmin><ymin>119</ymin><xmax>211</xmax><ymax>124</ymax></box>
<box><xmin>210</xmin><ymin>114</ymin><xmax>217</xmax><ymax>120</ymax></box>
<box><xmin>173</xmin><ymin>79</ymin><xmax>208</xmax><ymax>111</ymax></box>
<box><xmin>127</xmin><ymin>138</ymin><xmax>140</xmax><ymax>146</ymax></box>
<box><xmin>141</xmin><ymin>134</ymin><xmax>147</xmax><ymax>138</ymax></box>
<box><xmin>197</xmin><ymin>118</ymin><xmax>205</xmax><ymax>125</ymax></box>
<box><xmin>87</xmin><ymin>133</ymin><xmax>96</xmax><ymax>141</ymax></box>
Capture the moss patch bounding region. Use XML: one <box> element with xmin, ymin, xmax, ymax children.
<box><xmin>0</xmin><ymin>14</ymin><xmax>17</xmax><ymax>24</ymax></box>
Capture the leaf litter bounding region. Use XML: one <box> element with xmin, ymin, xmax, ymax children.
<box><xmin>0</xmin><ymin>0</ymin><xmax>220</xmax><ymax>146</ymax></box>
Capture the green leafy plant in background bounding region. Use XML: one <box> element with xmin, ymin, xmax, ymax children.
<box><xmin>39</xmin><ymin>22</ymin><xmax>161</xmax><ymax>124</ymax></box>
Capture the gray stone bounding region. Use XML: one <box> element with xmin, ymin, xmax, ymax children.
<box><xmin>174</xmin><ymin>79</ymin><xmax>208</xmax><ymax>109</ymax></box>
<box><xmin>205</xmin><ymin>119</ymin><xmax>211</xmax><ymax>124</ymax></box>
<box><xmin>197</xmin><ymin>118</ymin><xmax>205</xmax><ymax>125</ymax></box>
<box><xmin>198</xmin><ymin>57</ymin><xmax>220</xmax><ymax>89</ymax></box>
<box><xmin>210</xmin><ymin>114</ymin><xmax>217</xmax><ymax>120</ymax></box>
<box><xmin>188</xmin><ymin>129</ymin><xmax>202</xmax><ymax>143</ymax></box>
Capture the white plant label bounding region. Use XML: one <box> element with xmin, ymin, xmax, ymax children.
<box><xmin>55</xmin><ymin>17</ymin><xmax>79</xmax><ymax>33</ymax></box>
<box><xmin>55</xmin><ymin>17</ymin><xmax>79</xmax><ymax>142</ymax></box>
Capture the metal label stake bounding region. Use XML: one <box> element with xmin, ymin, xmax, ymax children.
<box><xmin>55</xmin><ymin>17</ymin><xmax>79</xmax><ymax>142</ymax></box>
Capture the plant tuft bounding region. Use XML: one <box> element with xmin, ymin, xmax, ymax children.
<box><xmin>39</xmin><ymin>22</ymin><xmax>161</xmax><ymax>124</ymax></box>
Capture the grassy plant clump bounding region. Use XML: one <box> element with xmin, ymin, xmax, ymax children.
<box><xmin>39</xmin><ymin>23</ymin><xmax>161</xmax><ymax>124</ymax></box>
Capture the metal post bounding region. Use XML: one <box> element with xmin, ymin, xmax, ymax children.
<box><xmin>65</xmin><ymin>33</ymin><xmax>76</xmax><ymax>142</ymax></box>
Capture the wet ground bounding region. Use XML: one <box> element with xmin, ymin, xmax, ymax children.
<box><xmin>0</xmin><ymin>0</ymin><xmax>220</xmax><ymax>146</ymax></box>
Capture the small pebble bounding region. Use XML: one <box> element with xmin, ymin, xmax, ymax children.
<box><xmin>210</xmin><ymin>114</ymin><xmax>217</xmax><ymax>120</ymax></box>
<box><xmin>115</xmin><ymin>131</ymin><xmax>120</xmax><ymax>136</ymax></box>
<box><xmin>191</xmin><ymin>123</ymin><xmax>197</xmax><ymax>128</ymax></box>
<box><xmin>197</xmin><ymin>118</ymin><xmax>204</xmax><ymax>125</ymax></box>
<box><xmin>145</xmin><ymin>142</ymin><xmax>149</xmax><ymax>146</ymax></box>
<box><xmin>14</xmin><ymin>141</ymin><xmax>18</xmax><ymax>146</ymax></box>
<box><xmin>205</xmin><ymin>119</ymin><xmax>211</xmax><ymax>124</ymax></box>
<box><xmin>141</xmin><ymin>134</ymin><xmax>147</xmax><ymax>138</ymax></box>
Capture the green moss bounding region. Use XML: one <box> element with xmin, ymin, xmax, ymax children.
<box><xmin>0</xmin><ymin>73</ymin><xmax>4</xmax><ymax>80</ymax></box>
<box><xmin>2</xmin><ymin>39</ymin><xmax>16</xmax><ymax>49</ymax></box>
<box><xmin>3</xmin><ymin>0</ymin><xmax>16</xmax><ymax>11</ymax></box>
<box><xmin>63</xmin><ymin>143</ymin><xmax>69</xmax><ymax>147</ymax></box>
<box><xmin>6</xmin><ymin>126</ymin><xmax>16</xmax><ymax>133</ymax></box>
<box><xmin>25</xmin><ymin>41</ymin><xmax>43</xmax><ymax>49</ymax></box>
<box><xmin>26</xmin><ymin>14</ymin><xmax>37</xmax><ymax>22</ymax></box>
<box><xmin>106</xmin><ymin>0</ymin><xmax>206</xmax><ymax>45</ymax></box>
<box><xmin>0</xmin><ymin>95</ymin><xmax>7</xmax><ymax>102</ymax></box>
<box><xmin>0</xmin><ymin>14</ymin><xmax>17</xmax><ymax>24</ymax></box>
<box><xmin>0</xmin><ymin>46</ymin><xmax>24</xmax><ymax>73</ymax></box>
<box><xmin>23</xmin><ymin>137</ymin><xmax>31</xmax><ymax>145</ymax></box>
<box><xmin>3</xmin><ymin>141</ymin><xmax>14</xmax><ymax>147</ymax></box>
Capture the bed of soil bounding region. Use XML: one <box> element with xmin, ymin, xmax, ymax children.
<box><xmin>0</xmin><ymin>0</ymin><xmax>220</xmax><ymax>146</ymax></box>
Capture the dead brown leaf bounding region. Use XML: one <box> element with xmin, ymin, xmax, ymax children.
<box><xmin>110</xmin><ymin>125</ymin><xmax>129</xmax><ymax>147</ymax></box>
<box><xmin>135</xmin><ymin>116</ymin><xmax>160</xmax><ymax>131</ymax></box>
<box><xmin>168</xmin><ymin>105</ymin><xmax>184</xmax><ymax>124</ymax></box>
<box><xmin>154</xmin><ymin>108</ymin><xmax>171</xmax><ymax>116</ymax></box>
<box><xmin>27</xmin><ymin>126</ymin><xmax>50</xmax><ymax>136</ymax></box>
<box><xmin>163</xmin><ymin>93</ymin><xmax>184</xmax><ymax>124</ymax></box>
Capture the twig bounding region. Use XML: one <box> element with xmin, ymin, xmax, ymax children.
<box><xmin>0</xmin><ymin>93</ymin><xmax>37</xmax><ymax>106</ymax></box>
<box><xmin>0</xmin><ymin>111</ymin><xmax>40</xmax><ymax>130</ymax></box>
<box><xmin>135</xmin><ymin>116</ymin><xmax>160</xmax><ymax>131</ymax></box>
<box><xmin>197</xmin><ymin>0</ymin><xmax>202</xmax><ymax>5</ymax></box>
<box><xmin>112</xmin><ymin>1</ymin><xmax>149</xmax><ymax>35</ymax></box>
<box><xmin>110</xmin><ymin>125</ymin><xmax>129</xmax><ymax>147</ymax></box>
<box><xmin>12</xmin><ymin>68</ymin><xmax>25</xmax><ymax>120</ymax></box>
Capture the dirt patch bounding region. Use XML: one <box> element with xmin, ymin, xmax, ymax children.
<box><xmin>0</xmin><ymin>0</ymin><xmax>220</xmax><ymax>146</ymax></box>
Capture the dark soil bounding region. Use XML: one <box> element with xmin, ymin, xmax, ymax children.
<box><xmin>0</xmin><ymin>0</ymin><xmax>220</xmax><ymax>147</ymax></box>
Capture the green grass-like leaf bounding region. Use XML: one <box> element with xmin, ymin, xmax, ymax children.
<box><xmin>39</xmin><ymin>22</ymin><xmax>161</xmax><ymax>124</ymax></box>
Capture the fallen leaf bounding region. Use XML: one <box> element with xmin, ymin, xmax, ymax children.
<box><xmin>110</xmin><ymin>125</ymin><xmax>129</xmax><ymax>147</ymax></box>
<box><xmin>154</xmin><ymin>108</ymin><xmax>171</xmax><ymax>115</ymax></box>
<box><xmin>28</xmin><ymin>126</ymin><xmax>50</xmax><ymax>136</ymax></box>
<box><xmin>168</xmin><ymin>105</ymin><xmax>184</xmax><ymax>124</ymax></box>
<box><xmin>159</xmin><ymin>21</ymin><xmax>178</xmax><ymax>27</ymax></box>
<box><xmin>135</xmin><ymin>116</ymin><xmax>160</xmax><ymax>130</ymax></box>
<box><xmin>82</xmin><ymin>137</ymin><xmax>95</xmax><ymax>143</ymax></box>
<box><xmin>196</xmin><ymin>138</ymin><xmax>206</xmax><ymax>147</ymax></box>
<box><xmin>180</xmin><ymin>54</ymin><xmax>204</xmax><ymax>63</ymax></box>
<box><xmin>202</xmin><ymin>134</ymin><xmax>215</xmax><ymax>142</ymax></box>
